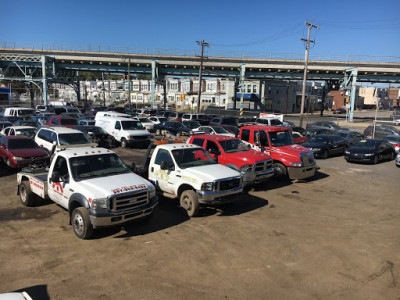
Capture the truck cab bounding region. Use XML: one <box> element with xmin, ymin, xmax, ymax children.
<box><xmin>146</xmin><ymin>141</ymin><xmax>243</xmax><ymax>217</ymax></box>
<box><xmin>17</xmin><ymin>146</ymin><xmax>157</xmax><ymax>239</ymax></box>
<box><xmin>239</xmin><ymin>125</ymin><xmax>317</xmax><ymax>180</ymax></box>
<box><xmin>187</xmin><ymin>134</ymin><xmax>274</xmax><ymax>185</ymax></box>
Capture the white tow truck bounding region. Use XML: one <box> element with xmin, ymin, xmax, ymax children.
<box><xmin>136</xmin><ymin>140</ymin><xmax>243</xmax><ymax>217</ymax></box>
<box><xmin>16</xmin><ymin>145</ymin><xmax>158</xmax><ymax>239</ymax></box>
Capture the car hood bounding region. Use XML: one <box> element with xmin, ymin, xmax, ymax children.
<box><xmin>124</xmin><ymin>130</ymin><xmax>150</xmax><ymax>136</ymax></box>
<box><xmin>302</xmin><ymin>142</ymin><xmax>327</xmax><ymax>149</ymax></box>
<box><xmin>271</xmin><ymin>144</ymin><xmax>311</xmax><ymax>157</ymax></box>
<box><xmin>225</xmin><ymin>150</ymin><xmax>271</xmax><ymax>164</ymax></box>
<box><xmin>77</xmin><ymin>172</ymin><xmax>152</xmax><ymax>198</ymax></box>
<box><xmin>180</xmin><ymin>164</ymin><xmax>240</xmax><ymax>182</ymax></box>
<box><xmin>9</xmin><ymin>148</ymin><xmax>48</xmax><ymax>158</ymax></box>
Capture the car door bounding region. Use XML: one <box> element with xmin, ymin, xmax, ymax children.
<box><xmin>150</xmin><ymin>148</ymin><xmax>176</xmax><ymax>194</ymax></box>
<box><xmin>205</xmin><ymin>140</ymin><xmax>221</xmax><ymax>161</ymax></box>
<box><xmin>48</xmin><ymin>156</ymin><xmax>72</xmax><ymax>208</ymax></box>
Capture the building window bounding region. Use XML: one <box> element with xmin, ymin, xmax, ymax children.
<box><xmin>247</xmin><ymin>85</ymin><xmax>251</xmax><ymax>93</ymax></box>
<box><xmin>253</xmin><ymin>85</ymin><xmax>257</xmax><ymax>93</ymax></box>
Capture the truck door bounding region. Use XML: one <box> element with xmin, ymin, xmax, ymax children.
<box><xmin>150</xmin><ymin>149</ymin><xmax>176</xmax><ymax>194</ymax></box>
<box><xmin>48</xmin><ymin>156</ymin><xmax>72</xmax><ymax>208</ymax></box>
<box><xmin>113</xmin><ymin>121</ymin><xmax>121</xmax><ymax>140</ymax></box>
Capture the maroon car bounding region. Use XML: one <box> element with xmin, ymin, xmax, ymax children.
<box><xmin>45</xmin><ymin>116</ymin><xmax>78</xmax><ymax>128</ymax></box>
<box><xmin>0</xmin><ymin>136</ymin><xmax>49</xmax><ymax>168</ymax></box>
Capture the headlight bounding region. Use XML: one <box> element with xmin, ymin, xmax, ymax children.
<box><xmin>345</xmin><ymin>150</ymin><xmax>350</xmax><ymax>154</ymax></box>
<box><xmin>240</xmin><ymin>164</ymin><xmax>253</xmax><ymax>172</ymax></box>
<box><xmin>91</xmin><ymin>198</ymin><xmax>108</xmax><ymax>209</ymax></box>
<box><xmin>201</xmin><ymin>182</ymin><xmax>214</xmax><ymax>191</ymax></box>
<box><xmin>364</xmin><ymin>153</ymin><xmax>373</xmax><ymax>157</ymax></box>
<box><xmin>289</xmin><ymin>162</ymin><xmax>302</xmax><ymax>167</ymax></box>
<box><xmin>149</xmin><ymin>184</ymin><xmax>156</xmax><ymax>198</ymax></box>
<box><xmin>12</xmin><ymin>157</ymin><xmax>24</xmax><ymax>161</ymax></box>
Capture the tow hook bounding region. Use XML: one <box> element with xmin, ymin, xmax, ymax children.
<box><xmin>274</xmin><ymin>167</ymin><xmax>282</xmax><ymax>175</ymax></box>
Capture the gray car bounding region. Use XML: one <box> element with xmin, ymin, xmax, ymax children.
<box><xmin>383</xmin><ymin>134</ymin><xmax>400</xmax><ymax>153</ymax></box>
<box><xmin>306</xmin><ymin>121</ymin><xmax>348</xmax><ymax>132</ymax></box>
<box><xmin>336</xmin><ymin>130</ymin><xmax>364</xmax><ymax>146</ymax></box>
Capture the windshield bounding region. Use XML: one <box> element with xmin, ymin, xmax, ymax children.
<box><xmin>270</xmin><ymin>119</ymin><xmax>282</xmax><ymax>126</ymax></box>
<box><xmin>219</xmin><ymin>139</ymin><xmax>250</xmax><ymax>153</ymax></box>
<box><xmin>59</xmin><ymin>133</ymin><xmax>90</xmax><ymax>145</ymax></box>
<box><xmin>269</xmin><ymin>130</ymin><xmax>293</xmax><ymax>146</ymax></box>
<box><xmin>172</xmin><ymin>148</ymin><xmax>217</xmax><ymax>169</ymax></box>
<box><xmin>60</xmin><ymin>119</ymin><xmax>78</xmax><ymax>125</ymax></box>
<box><xmin>8</xmin><ymin>139</ymin><xmax>39</xmax><ymax>149</ymax></box>
<box><xmin>337</xmin><ymin>132</ymin><xmax>348</xmax><ymax>137</ymax></box>
<box><xmin>353</xmin><ymin>140</ymin><xmax>379</xmax><ymax>148</ymax></box>
<box><xmin>18</xmin><ymin>109</ymin><xmax>35</xmax><ymax>116</ymax></box>
<box><xmin>121</xmin><ymin>120</ymin><xmax>145</xmax><ymax>130</ymax></box>
<box><xmin>308</xmin><ymin>136</ymin><xmax>330</xmax><ymax>143</ymax></box>
<box><xmin>170</xmin><ymin>122</ymin><xmax>184</xmax><ymax>128</ymax></box>
<box><xmin>16</xmin><ymin>129</ymin><xmax>37</xmax><ymax>137</ymax></box>
<box><xmin>87</xmin><ymin>127</ymin><xmax>107</xmax><ymax>134</ymax></box>
<box><xmin>213</xmin><ymin>127</ymin><xmax>230</xmax><ymax>134</ymax></box>
<box><xmin>70</xmin><ymin>153</ymin><xmax>129</xmax><ymax>180</ymax></box>
<box><xmin>139</xmin><ymin>118</ymin><xmax>151</xmax><ymax>123</ymax></box>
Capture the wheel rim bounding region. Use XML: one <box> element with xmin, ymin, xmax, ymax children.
<box><xmin>181</xmin><ymin>196</ymin><xmax>192</xmax><ymax>212</ymax></box>
<box><xmin>6</xmin><ymin>159</ymin><xmax>10</xmax><ymax>167</ymax></box>
<box><xmin>73</xmin><ymin>213</ymin><xmax>85</xmax><ymax>236</ymax></box>
<box><xmin>20</xmin><ymin>185</ymin><xmax>27</xmax><ymax>203</ymax></box>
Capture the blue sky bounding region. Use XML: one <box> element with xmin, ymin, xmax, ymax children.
<box><xmin>2</xmin><ymin>0</ymin><xmax>400</xmax><ymax>58</ymax></box>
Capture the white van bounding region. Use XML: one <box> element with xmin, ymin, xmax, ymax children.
<box><xmin>95</xmin><ymin>116</ymin><xmax>151</xmax><ymax>148</ymax></box>
<box><xmin>95</xmin><ymin>111</ymin><xmax>131</xmax><ymax>120</ymax></box>
<box><xmin>3</xmin><ymin>107</ymin><xmax>36</xmax><ymax>117</ymax></box>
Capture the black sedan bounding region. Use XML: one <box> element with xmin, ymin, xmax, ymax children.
<box><xmin>302</xmin><ymin>135</ymin><xmax>347</xmax><ymax>158</ymax></box>
<box><xmin>336</xmin><ymin>130</ymin><xmax>364</xmax><ymax>146</ymax></box>
<box><xmin>182</xmin><ymin>120</ymin><xmax>201</xmax><ymax>130</ymax></box>
<box><xmin>302</xmin><ymin>128</ymin><xmax>335</xmax><ymax>138</ymax></box>
<box><xmin>156</xmin><ymin>121</ymin><xmax>191</xmax><ymax>136</ymax></box>
<box><xmin>344</xmin><ymin>139</ymin><xmax>396</xmax><ymax>164</ymax></box>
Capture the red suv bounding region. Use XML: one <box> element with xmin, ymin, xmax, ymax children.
<box><xmin>45</xmin><ymin>116</ymin><xmax>78</xmax><ymax>128</ymax></box>
<box><xmin>187</xmin><ymin>134</ymin><xmax>274</xmax><ymax>185</ymax></box>
<box><xmin>0</xmin><ymin>136</ymin><xmax>48</xmax><ymax>169</ymax></box>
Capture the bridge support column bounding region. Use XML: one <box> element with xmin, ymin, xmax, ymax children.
<box><xmin>341</xmin><ymin>68</ymin><xmax>358</xmax><ymax>122</ymax></box>
<box><xmin>41</xmin><ymin>55</ymin><xmax>48</xmax><ymax>105</ymax></box>
<box><xmin>239</xmin><ymin>64</ymin><xmax>246</xmax><ymax>118</ymax></box>
<box><xmin>151</xmin><ymin>59</ymin><xmax>158</xmax><ymax>109</ymax></box>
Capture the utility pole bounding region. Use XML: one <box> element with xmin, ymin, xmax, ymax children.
<box><xmin>196</xmin><ymin>40</ymin><xmax>209</xmax><ymax>113</ymax></box>
<box><xmin>299</xmin><ymin>21</ymin><xmax>318</xmax><ymax>128</ymax></box>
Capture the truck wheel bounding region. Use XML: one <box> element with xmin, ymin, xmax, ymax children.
<box><xmin>19</xmin><ymin>181</ymin><xmax>36</xmax><ymax>207</ymax></box>
<box><xmin>121</xmin><ymin>138</ymin><xmax>127</xmax><ymax>148</ymax></box>
<box><xmin>71</xmin><ymin>207</ymin><xmax>93</xmax><ymax>239</ymax></box>
<box><xmin>180</xmin><ymin>190</ymin><xmax>199</xmax><ymax>217</ymax></box>
<box><xmin>273</xmin><ymin>163</ymin><xmax>288</xmax><ymax>181</ymax></box>
<box><xmin>373</xmin><ymin>155</ymin><xmax>379</xmax><ymax>164</ymax></box>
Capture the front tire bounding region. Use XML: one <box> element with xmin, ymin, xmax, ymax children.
<box><xmin>19</xmin><ymin>181</ymin><xmax>36</xmax><ymax>207</ymax></box>
<box><xmin>322</xmin><ymin>150</ymin><xmax>329</xmax><ymax>159</ymax></box>
<box><xmin>121</xmin><ymin>138</ymin><xmax>127</xmax><ymax>148</ymax></box>
<box><xmin>373</xmin><ymin>155</ymin><xmax>379</xmax><ymax>164</ymax></box>
<box><xmin>71</xmin><ymin>207</ymin><xmax>93</xmax><ymax>239</ymax></box>
<box><xmin>273</xmin><ymin>163</ymin><xmax>288</xmax><ymax>181</ymax></box>
<box><xmin>180</xmin><ymin>190</ymin><xmax>199</xmax><ymax>217</ymax></box>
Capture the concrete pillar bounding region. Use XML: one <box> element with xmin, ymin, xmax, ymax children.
<box><xmin>41</xmin><ymin>55</ymin><xmax>48</xmax><ymax>105</ymax></box>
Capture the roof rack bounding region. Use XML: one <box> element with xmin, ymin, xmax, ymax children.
<box><xmin>56</xmin><ymin>143</ymin><xmax>98</xmax><ymax>150</ymax></box>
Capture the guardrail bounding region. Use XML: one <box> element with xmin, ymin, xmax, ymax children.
<box><xmin>1</xmin><ymin>42</ymin><xmax>399</xmax><ymax>64</ymax></box>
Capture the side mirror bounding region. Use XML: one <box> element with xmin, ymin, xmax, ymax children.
<box><xmin>51</xmin><ymin>171</ymin><xmax>60</xmax><ymax>183</ymax></box>
<box><xmin>208</xmin><ymin>149</ymin><xmax>220</xmax><ymax>156</ymax></box>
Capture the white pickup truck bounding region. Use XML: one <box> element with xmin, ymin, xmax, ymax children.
<box><xmin>17</xmin><ymin>146</ymin><xmax>158</xmax><ymax>239</ymax></box>
<box><xmin>139</xmin><ymin>141</ymin><xmax>243</xmax><ymax>217</ymax></box>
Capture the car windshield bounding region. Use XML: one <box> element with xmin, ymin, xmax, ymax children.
<box><xmin>86</xmin><ymin>127</ymin><xmax>107</xmax><ymax>134</ymax></box>
<box><xmin>337</xmin><ymin>132</ymin><xmax>349</xmax><ymax>137</ymax></box>
<box><xmin>221</xmin><ymin>118</ymin><xmax>237</xmax><ymax>126</ymax></box>
<box><xmin>8</xmin><ymin>139</ymin><xmax>39</xmax><ymax>149</ymax></box>
<box><xmin>269</xmin><ymin>130</ymin><xmax>293</xmax><ymax>146</ymax></box>
<box><xmin>139</xmin><ymin>118</ymin><xmax>151</xmax><ymax>123</ymax></box>
<box><xmin>121</xmin><ymin>120</ymin><xmax>145</xmax><ymax>130</ymax></box>
<box><xmin>70</xmin><ymin>153</ymin><xmax>129</xmax><ymax>180</ymax></box>
<box><xmin>60</xmin><ymin>119</ymin><xmax>78</xmax><ymax>125</ymax></box>
<box><xmin>270</xmin><ymin>119</ymin><xmax>282</xmax><ymax>126</ymax></box>
<box><xmin>219</xmin><ymin>139</ymin><xmax>250</xmax><ymax>153</ymax></box>
<box><xmin>16</xmin><ymin>128</ymin><xmax>37</xmax><ymax>137</ymax></box>
<box><xmin>353</xmin><ymin>140</ymin><xmax>379</xmax><ymax>148</ymax></box>
<box><xmin>18</xmin><ymin>109</ymin><xmax>35</xmax><ymax>116</ymax></box>
<box><xmin>172</xmin><ymin>148</ymin><xmax>217</xmax><ymax>169</ymax></box>
<box><xmin>185</xmin><ymin>122</ymin><xmax>200</xmax><ymax>129</ymax></box>
<box><xmin>58</xmin><ymin>133</ymin><xmax>90</xmax><ymax>145</ymax></box>
<box><xmin>158</xmin><ymin>117</ymin><xmax>167</xmax><ymax>122</ymax></box>
<box><xmin>213</xmin><ymin>127</ymin><xmax>230</xmax><ymax>134</ymax></box>
<box><xmin>170</xmin><ymin>122</ymin><xmax>184</xmax><ymax>128</ymax></box>
<box><xmin>308</xmin><ymin>136</ymin><xmax>330</xmax><ymax>143</ymax></box>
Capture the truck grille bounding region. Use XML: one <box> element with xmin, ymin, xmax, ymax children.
<box><xmin>300</xmin><ymin>152</ymin><xmax>315</xmax><ymax>166</ymax></box>
<box><xmin>109</xmin><ymin>190</ymin><xmax>149</xmax><ymax>212</ymax></box>
<box><xmin>253</xmin><ymin>159</ymin><xmax>273</xmax><ymax>172</ymax></box>
<box><xmin>218</xmin><ymin>178</ymin><xmax>241</xmax><ymax>191</ymax></box>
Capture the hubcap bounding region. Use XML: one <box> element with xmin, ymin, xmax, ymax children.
<box><xmin>20</xmin><ymin>185</ymin><xmax>26</xmax><ymax>202</ymax></box>
<box><xmin>182</xmin><ymin>196</ymin><xmax>192</xmax><ymax>211</ymax></box>
<box><xmin>73</xmin><ymin>213</ymin><xmax>84</xmax><ymax>235</ymax></box>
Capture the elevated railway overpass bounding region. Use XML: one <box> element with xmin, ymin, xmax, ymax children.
<box><xmin>1</xmin><ymin>42</ymin><xmax>400</xmax><ymax>112</ymax></box>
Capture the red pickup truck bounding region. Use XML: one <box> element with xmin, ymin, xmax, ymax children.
<box><xmin>238</xmin><ymin>125</ymin><xmax>317</xmax><ymax>180</ymax></box>
<box><xmin>187</xmin><ymin>134</ymin><xmax>274</xmax><ymax>185</ymax></box>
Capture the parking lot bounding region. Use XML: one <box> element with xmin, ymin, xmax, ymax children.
<box><xmin>0</xmin><ymin>139</ymin><xmax>399</xmax><ymax>299</ymax></box>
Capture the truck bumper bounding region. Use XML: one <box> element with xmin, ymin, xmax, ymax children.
<box><xmin>287</xmin><ymin>165</ymin><xmax>317</xmax><ymax>180</ymax></box>
<box><xmin>197</xmin><ymin>186</ymin><xmax>243</xmax><ymax>204</ymax></box>
<box><xmin>241</xmin><ymin>169</ymin><xmax>274</xmax><ymax>185</ymax></box>
<box><xmin>89</xmin><ymin>196</ymin><xmax>158</xmax><ymax>228</ymax></box>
